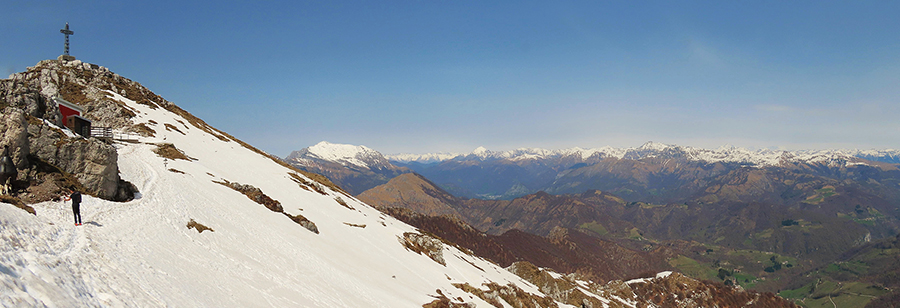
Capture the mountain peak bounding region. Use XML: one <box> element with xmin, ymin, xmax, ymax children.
<box><xmin>637</xmin><ymin>141</ymin><xmax>671</xmax><ymax>151</ymax></box>
<box><xmin>472</xmin><ymin>146</ymin><xmax>490</xmax><ymax>155</ymax></box>
<box><xmin>284</xmin><ymin>141</ymin><xmax>411</xmax><ymax>194</ymax></box>
<box><xmin>305</xmin><ymin>141</ymin><xmax>378</xmax><ymax>165</ymax></box>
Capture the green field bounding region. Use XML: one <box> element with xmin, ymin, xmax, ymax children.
<box><xmin>578</xmin><ymin>221</ymin><xmax>608</xmax><ymax>236</ymax></box>
<box><xmin>778</xmin><ymin>277</ymin><xmax>888</xmax><ymax>307</ymax></box>
<box><xmin>668</xmin><ymin>256</ymin><xmax>717</xmax><ymax>281</ymax></box>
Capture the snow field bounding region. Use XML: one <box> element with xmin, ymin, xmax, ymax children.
<box><xmin>1</xmin><ymin>92</ymin><xmax>563</xmax><ymax>307</ymax></box>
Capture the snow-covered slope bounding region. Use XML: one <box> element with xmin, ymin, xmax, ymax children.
<box><xmin>387</xmin><ymin>141</ymin><xmax>900</xmax><ymax>167</ymax></box>
<box><xmin>0</xmin><ymin>91</ymin><xmax>564</xmax><ymax>307</ymax></box>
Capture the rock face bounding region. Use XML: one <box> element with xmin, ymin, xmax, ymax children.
<box><xmin>0</xmin><ymin>108</ymin><xmax>29</xmax><ymax>169</ymax></box>
<box><xmin>399</xmin><ymin>232</ymin><xmax>446</xmax><ymax>266</ymax></box>
<box><xmin>27</xmin><ymin>122</ymin><xmax>120</xmax><ymax>197</ymax></box>
<box><xmin>0</xmin><ymin>59</ymin><xmax>147</xmax><ymax>201</ymax></box>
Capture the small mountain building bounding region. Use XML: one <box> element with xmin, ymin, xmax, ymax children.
<box><xmin>55</xmin><ymin>97</ymin><xmax>91</xmax><ymax>137</ymax></box>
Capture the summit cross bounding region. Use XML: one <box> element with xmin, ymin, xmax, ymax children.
<box><xmin>60</xmin><ymin>22</ymin><xmax>74</xmax><ymax>56</ymax></box>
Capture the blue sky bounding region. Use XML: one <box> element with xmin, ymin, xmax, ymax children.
<box><xmin>4</xmin><ymin>1</ymin><xmax>899</xmax><ymax>155</ymax></box>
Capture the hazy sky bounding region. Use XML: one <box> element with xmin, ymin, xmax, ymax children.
<box><xmin>4</xmin><ymin>1</ymin><xmax>899</xmax><ymax>156</ymax></box>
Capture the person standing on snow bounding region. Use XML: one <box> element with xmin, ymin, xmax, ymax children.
<box><xmin>65</xmin><ymin>190</ymin><xmax>82</xmax><ymax>226</ymax></box>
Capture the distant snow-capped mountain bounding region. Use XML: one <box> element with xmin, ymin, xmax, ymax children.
<box><xmin>286</xmin><ymin>141</ymin><xmax>394</xmax><ymax>170</ymax></box>
<box><xmin>284</xmin><ymin>141</ymin><xmax>411</xmax><ymax>195</ymax></box>
<box><xmin>386</xmin><ymin>141</ymin><xmax>900</xmax><ymax>168</ymax></box>
<box><xmin>386</xmin><ymin>152</ymin><xmax>463</xmax><ymax>164</ymax></box>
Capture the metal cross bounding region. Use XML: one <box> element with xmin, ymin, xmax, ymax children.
<box><xmin>60</xmin><ymin>22</ymin><xmax>74</xmax><ymax>56</ymax></box>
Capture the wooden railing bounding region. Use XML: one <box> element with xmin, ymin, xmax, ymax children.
<box><xmin>89</xmin><ymin>127</ymin><xmax>140</xmax><ymax>141</ymax></box>
<box><xmin>90</xmin><ymin>127</ymin><xmax>113</xmax><ymax>139</ymax></box>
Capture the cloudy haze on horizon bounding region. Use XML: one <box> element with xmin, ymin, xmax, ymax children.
<box><xmin>4</xmin><ymin>1</ymin><xmax>899</xmax><ymax>156</ymax></box>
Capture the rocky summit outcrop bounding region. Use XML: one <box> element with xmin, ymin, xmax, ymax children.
<box><xmin>0</xmin><ymin>59</ymin><xmax>145</xmax><ymax>202</ymax></box>
<box><xmin>2</xmin><ymin>59</ymin><xmax>170</xmax><ymax>133</ymax></box>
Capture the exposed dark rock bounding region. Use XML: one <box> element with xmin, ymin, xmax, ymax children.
<box><xmin>153</xmin><ymin>143</ymin><xmax>193</xmax><ymax>161</ymax></box>
<box><xmin>284</xmin><ymin>212</ymin><xmax>319</xmax><ymax>234</ymax></box>
<box><xmin>399</xmin><ymin>232</ymin><xmax>445</xmax><ymax>266</ymax></box>
<box><xmin>1</xmin><ymin>195</ymin><xmax>35</xmax><ymax>215</ymax></box>
<box><xmin>214</xmin><ymin>180</ymin><xmax>283</xmax><ymax>213</ymax></box>
<box><xmin>214</xmin><ymin>179</ymin><xmax>320</xmax><ymax>234</ymax></box>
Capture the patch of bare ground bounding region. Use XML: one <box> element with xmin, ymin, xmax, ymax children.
<box><xmin>167</xmin><ymin>168</ymin><xmax>185</xmax><ymax>174</ymax></box>
<box><xmin>334</xmin><ymin>196</ymin><xmax>353</xmax><ymax>210</ymax></box>
<box><xmin>214</xmin><ymin>179</ymin><xmax>319</xmax><ymax>234</ymax></box>
<box><xmin>57</xmin><ymin>73</ymin><xmax>90</xmax><ymax>104</ymax></box>
<box><xmin>453</xmin><ymin>282</ymin><xmax>557</xmax><ymax>308</ymax></box>
<box><xmin>422</xmin><ymin>290</ymin><xmax>475</xmax><ymax>308</ymax></box>
<box><xmin>164</xmin><ymin>123</ymin><xmax>185</xmax><ymax>135</ymax></box>
<box><xmin>284</xmin><ymin>213</ymin><xmax>319</xmax><ymax>234</ymax></box>
<box><xmin>186</xmin><ymin>219</ymin><xmax>213</xmax><ymax>233</ymax></box>
<box><xmin>213</xmin><ymin>179</ymin><xmax>283</xmax><ymax>212</ymax></box>
<box><xmin>128</xmin><ymin>123</ymin><xmax>155</xmax><ymax>137</ymax></box>
<box><xmin>343</xmin><ymin>222</ymin><xmax>366</xmax><ymax>228</ymax></box>
<box><xmin>1</xmin><ymin>195</ymin><xmax>35</xmax><ymax>215</ymax></box>
<box><xmin>627</xmin><ymin>274</ymin><xmax>800</xmax><ymax>308</ymax></box>
<box><xmin>287</xmin><ymin>172</ymin><xmax>330</xmax><ymax>195</ymax></box>
<box><xmin>153</xmin><ymin>143</ymin><xmax>193</xmax><ymax>161</ymax></box>
<box><xmin>399</xmin><ymin>232</ymin><xmax>446</xmax><ymax>266</ymax></box>
<box><xmin>454</xmin><ymin>255</ymin><xmax>483</xmax><ymax>272</ymax></box>
<box><xmin>506</xmin><ymin>261</ymin><xmax>608</xmax><ymax>308</ymax></box>
<box><xmin>20</xmin><ymin>154</ymin><xmax>90</xmax><ymax>204</ymax></box>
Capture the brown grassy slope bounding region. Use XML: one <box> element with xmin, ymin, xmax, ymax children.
<box><xmin>358</xmin><ymin>173</ymin><xmax>462</xmax><ymax>217</ymax></box>
<box><xmin>380</xmin><ymin>206</ymin><xmax>674</xmax><ymax>283</ymax></box>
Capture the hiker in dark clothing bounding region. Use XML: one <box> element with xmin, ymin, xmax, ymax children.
<box><xmin>65</xmin><ymin>190</ymin><xmax>82</xmax><ymax>226</ymax></box>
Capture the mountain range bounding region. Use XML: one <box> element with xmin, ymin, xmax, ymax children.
<box><xmin>289</xmin><ymin>141</ymin><xmax>900</xmax><ymax>307</ymax></box>
<box><xmin>0</xmin><ymin>59</ymin><xmax>807</xmax><ymax>307</ymax></box>
<box><xmin>388</xmin><ymin>142</ymin><xmax>900</xmax><ymax>166</ymax></box>
<box><xmin>287</xmin><ymin>141</ymin><xmax>900</xmax><ymax>201</ymax></box>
